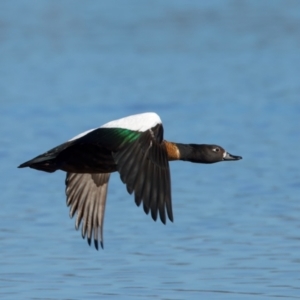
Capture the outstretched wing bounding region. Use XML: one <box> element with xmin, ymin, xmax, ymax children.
<box><xmin>65</xmin><ymin>172</ymin><xmax>110</xmax><ymax>250</ymax></box>
<box><xmin>113</xmin><ymin>124</ymin><xmax>173</xmax><ymax>224</ymax></box>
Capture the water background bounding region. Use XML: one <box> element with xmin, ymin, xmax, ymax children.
<box><xmin>1</xmin><ymin>1</ymin><xmax>300</xmax><ymax>299</ymax></box>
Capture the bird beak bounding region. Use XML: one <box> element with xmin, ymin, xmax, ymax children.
<box><xmin>223</xmin><ymin>152</ymin><xmax>242</xmax><ymax>161</ymax></box>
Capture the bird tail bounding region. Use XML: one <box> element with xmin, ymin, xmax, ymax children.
<box><xmin>18</xmin><ymin>152</ymin><xmax>59</xmax><ymax>173</ymax></box>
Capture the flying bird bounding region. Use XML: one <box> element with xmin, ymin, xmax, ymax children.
<box><xmin>19</xmin><ymin>112</ymin><xmax>242</xmax><ymax>250</ymax></box>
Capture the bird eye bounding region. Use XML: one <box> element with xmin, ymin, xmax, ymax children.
<box><xmin>212</xmin><ymin>148</ymin><xmax>220</xmax><ymax>152</ymax></box>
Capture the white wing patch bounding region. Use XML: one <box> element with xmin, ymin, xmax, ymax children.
<box><xmin>69</xmin><ymin>112</ymin><xmax>162</xmax><ymax>141</ymax></box>
<box><xmin>101</xmin><ymin>112</ymin><xmax>161</xmax><ymax>132</ymax></box>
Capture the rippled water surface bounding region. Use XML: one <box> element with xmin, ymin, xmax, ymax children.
<box><xmin>1</xmin><ymin>1</ymin><xmax>300</xmax><ymax>299</ymax></box>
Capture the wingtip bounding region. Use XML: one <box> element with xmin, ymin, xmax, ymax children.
<box><xmin>93</xmin><ymin>238</ymin><xmax>104</xmax><ymax>250</ymax></box>
<box><xmin>94</xmin><ymin>240</ymin><xmax>99</xmax><ymax>251</ymax></box>
<box><xmin>167</xmin><ymin>210</ymin><xmax>174</xmax><ymax>223</ymax></box>
<box><xmin>87</xmin><ymin>237</ymin><xmax>92</xmax><ymax>246</ymax></box>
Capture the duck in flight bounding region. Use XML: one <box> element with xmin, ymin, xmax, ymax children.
<box><xmin>19</xmin><ymin>112</ymin><xmax>242</xmax><ymax>250</ymax></box>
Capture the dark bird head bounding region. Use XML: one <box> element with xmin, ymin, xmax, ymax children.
<box><xmin>185</xmin><ymin>144</ymin><xmax>242</xmax><ymax>164</ymax></box>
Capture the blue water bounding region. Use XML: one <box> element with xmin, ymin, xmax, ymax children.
<box><xmin>1</xmin><ymin>1</ymin><xmax>300</xmax><ymax>299</ymax></box>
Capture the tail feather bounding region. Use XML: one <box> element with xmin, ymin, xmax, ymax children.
<box><xmin>18</xmin><ymin>153</ymin><xmax>59</xmax><ymax>173</ymax></box>
<box><xmin>18</xmin><ymin>140</ymin><xmax>74</xmax><ymax>173</ymax></box>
